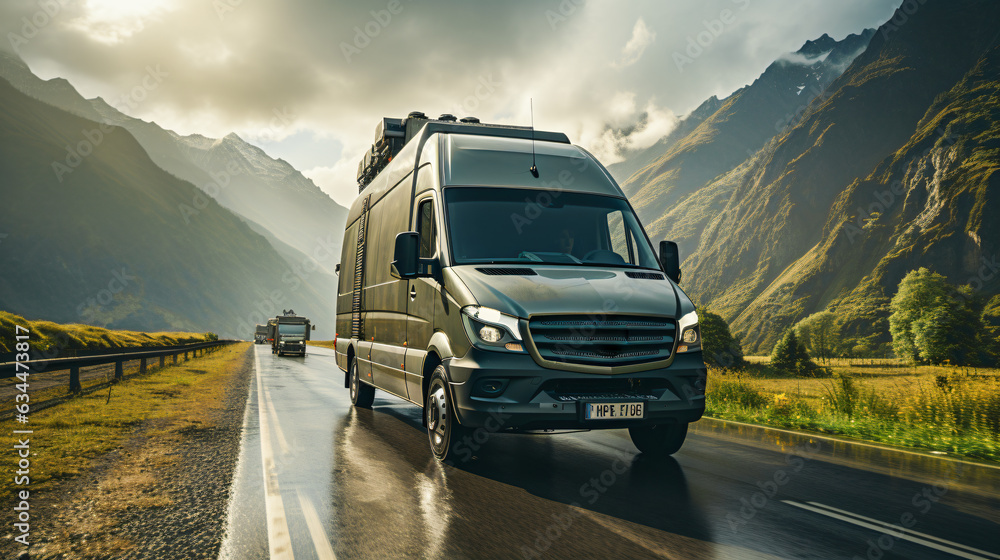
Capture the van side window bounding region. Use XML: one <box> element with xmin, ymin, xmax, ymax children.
<box><xmin>418</xmin><ymin>200</ymin><xmax>435</xmax><ymax>258</ymax></box>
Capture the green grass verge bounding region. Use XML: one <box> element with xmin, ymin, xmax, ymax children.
<box><xmin>706</xmin><ymin>363</ymin><xmax>1000</xmax><ymax>463</ymax></box>
<box><xmin>0</xmin><ymin>343</ymin><xmax>251</xmax><ymax>501</ymax></box>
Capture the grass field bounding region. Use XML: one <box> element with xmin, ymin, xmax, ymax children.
<box><xmin>0</xmin><ymin>343</ymin><xmax>251</xmax><ymax>501</ymax></box>
<box><xmin>306</xmin><ymin>340</ymin><xmax>334</xmax><ymax>349</ymax></box>
<box><xmin>707</xmin><ymin>357</ymin><xmax>1000</xmax><ymax>462</ymax></box>
<box><xmin>0</xmin><ymin>311</ymin><xmax>209</xmax><ymax>353</ymax></box>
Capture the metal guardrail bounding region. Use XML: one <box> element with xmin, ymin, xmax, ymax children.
<box><xmin>0</xmin><ymin>340</ymin><xmax>240</xmax><ymax>392</ymax></box>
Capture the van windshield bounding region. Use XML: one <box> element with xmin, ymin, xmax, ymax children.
<box><xmin>444</xmin><ymin>188</ymin><xmax>659</xmax><ymax>269</ymax></box>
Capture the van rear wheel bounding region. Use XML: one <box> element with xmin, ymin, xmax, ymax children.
<box><xmin>349</xmin><ymin>357</ymin><xmax>375</xmax><ymax>408</ymax></box>
<box><xmin>426</xmin><ymin>366</ymin><xmax>468</xmax><ymax>462</ymax></box>
<box><xmin>629</xmin><ymin>422</ymin><xmax>688</xmax><ymax>456</ymax></box>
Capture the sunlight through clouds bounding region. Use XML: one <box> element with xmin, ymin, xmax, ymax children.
<box><xmin>70</xmin><ymin>0</ymin><xmax>176</xmax><ymax>44</ymax></box>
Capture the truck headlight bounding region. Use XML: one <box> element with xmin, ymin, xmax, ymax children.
<box><xmin>478</xmin><ymin>325</ymin><xmax>503</xmax><ymax>343</ymax></box>
<box><xmin>676</xmin><ymin>311</ymin><xmax>701</xmax><ymax>353</ymax></box>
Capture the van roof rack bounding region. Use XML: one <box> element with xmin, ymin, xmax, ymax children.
<box><xmin>356</xmin><ymin>111</ymin><xmax>569</xmax><ymax>192</ymax></box>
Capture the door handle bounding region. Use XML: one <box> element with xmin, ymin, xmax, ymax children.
<box><xmin>410</xmin><ymin>285</ymin><xmax>417</xmax><ymax>300</ymax></box>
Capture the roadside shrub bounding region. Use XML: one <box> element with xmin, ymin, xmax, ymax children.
<box><xmin>698</xmin><ymin>308</ymin><xmax>746</xmax><ymax>369</ymax></box>
<box><xmin>709</xmin><ymin>379</ymin><xmax>769</xmax><ymax>409</ymax></box>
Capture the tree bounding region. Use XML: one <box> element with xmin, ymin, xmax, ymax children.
<box><xmin>795</xmin><ymin>311</ymin><xmax>841</xmax><ymax>364</ymax></box>
<box><xmin>698</xmin><ymin>309</ymin><xmax>745</xmax><ymax>368</ymax></box>
<box><xmin>889</xmin><ymin>268</ymin><xmax>950</xmax><ymax>362</ymax></box>
<box><xmin>889</xmin><ymin>269</ymin><xmax>986</xmax><ymax>365</ymax></box>
<box><xmin>770</xmin><ymin>328</ymin><xmax>815</xmax><ymax>375</ymax></box>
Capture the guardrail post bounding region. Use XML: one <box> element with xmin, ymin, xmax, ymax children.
<box><xmin>114</xmin><ymin>361</ymin><xmax>124</xmax><ymax>382</ymax></box>
<box><xmin>173</xmin><ymin>353</ymin><xmax>178</xmax><ymax>364</ymax></box>
<box><xmin>160</xmin><ymin>356</ymin><xmax>166</xmax><ymax>368</ymax></box>
<box><xmin>69</xmin><ymin>366</ymin><xmax>81</xmax><ymax>393</ymax></box>
<box><xmin>140</xmin><ymin>358</ymin><xmax>147</xmax><ymax>374</ymax></box>
<box><xmin>184</xmin><ymin>351</ymin><xmax>189</xmax><ymax>361</ymax></box>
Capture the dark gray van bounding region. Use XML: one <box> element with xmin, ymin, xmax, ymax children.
<box><xmin>335</xmin><ymin>113</ymin><xmax>706</xmax><ymax>461</ymax></box>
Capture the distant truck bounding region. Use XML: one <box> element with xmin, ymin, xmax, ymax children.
<box><xmin>269</xmin><ymin>310</ymin><xmax>314</xmax><ymax>356</ymax></box>
<box><xmin>254</xmin><ymin>324</ymin><xmax>268</xmax><ymax>344</ymax></box>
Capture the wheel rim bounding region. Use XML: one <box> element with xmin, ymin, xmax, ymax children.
<box><xmin>427</xmin><ymin>385</ymin><xmax>448</xmax><ymax>454</ymax></box>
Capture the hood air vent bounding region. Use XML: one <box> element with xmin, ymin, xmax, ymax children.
<box><xmin>476</xmin><ymin>267</ymin><xmax>538</xmax><ymax>276</ymax></box>
<box><xmin>625</xmin><ymin>271</ymin><xmax>665</xmax><ymax>280</ymax></box>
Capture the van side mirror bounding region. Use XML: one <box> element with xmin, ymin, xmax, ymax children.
<box><xmin>391</xmin><ymin>232</ymin><xmax>420</xmax><ymax>278</ymax></box>
<box><xmin>312</xmin><ymin>325</ymin><xmax>316</xmax><ymax>330</ymax></box>
<box><xmin>659</xmin><ymin>240</ymin><xmax>682</xmax><ymax>284</ymax></box>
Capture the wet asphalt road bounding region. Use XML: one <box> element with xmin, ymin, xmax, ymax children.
<box><xmin>218</xmin><ymin>344</ymin><xmax>1000</xmax><ymax>560</ymax></box>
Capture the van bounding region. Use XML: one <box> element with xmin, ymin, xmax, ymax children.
<box><xmin>335</xmin><ymin>114</ymin><xmax>706</xmax><ymax>461</ymax></box>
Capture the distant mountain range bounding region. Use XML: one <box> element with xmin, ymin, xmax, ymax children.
<box><xmin>615</xmin><ymin>0</ymin><xmax>1000</xmax><ymax>353</ymax></box>
<box><xmin>0</xmin><ymin>52</ymin><xmax>345</xmax><ymax>338</ymax></box>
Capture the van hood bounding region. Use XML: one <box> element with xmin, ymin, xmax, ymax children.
<box><xmin>451</xmin><ymin>265</ymin><xmax>688</xmax><ymax>319</ymax></box>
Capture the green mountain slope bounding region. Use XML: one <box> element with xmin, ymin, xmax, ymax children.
<box><xmin>679</xmin><ymin>0</ymin><xmax>1000</xmax><ymax>352</ymax></box>
<box><xmin>0</xmin><ymin>50</ymin><xmax>348</xmax><ymax>278</ymax></box>
<box><xmin>0</xmin><ymin>77</ymin><xmax>335</xmax><ymax>339</ymax></box>
<box><xmin>622</xmin><ymin>30</ymin><xmax>874</xmax><ymax>240</ymax></box>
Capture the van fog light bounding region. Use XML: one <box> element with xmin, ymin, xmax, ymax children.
<box><xmin>683</xmin><ymin>329</ymin><xmax>699</xmax><ymax>344</ymax></box>
<box><xmin>505</xmin><ymin>342</ymin><xmax>523</xmax><ymax>352</ymax></box>
<box><xmin>479</xmin><ymin>325</ymin><xmax>503</xmax><ymax>343</ymax></box>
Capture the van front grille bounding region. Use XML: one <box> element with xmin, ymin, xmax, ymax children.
<box><xmin>527</xmin><ymin>315</ymin><xmax>675</xmax><ymax>367</ymax></box>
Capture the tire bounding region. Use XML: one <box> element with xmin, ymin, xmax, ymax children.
<box><xmin>629</xmin><ymin>422</ymin><xmax>689</xmax><ymax>456</ymax></box>
<box><xmin>425</xmin><ymin>366</ymin><xmax>470</xmax><ymax>462</ymax></box>
<box><xmin>349</xmin><ymin>356</ymin><xmax>375</xmax><ymax>408</ymax></box>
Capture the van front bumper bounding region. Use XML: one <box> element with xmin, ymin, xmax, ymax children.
<box><xmin>446</xmin><ymin>348</ymin><xmax>706</xmax><ymax>431</ymax></box>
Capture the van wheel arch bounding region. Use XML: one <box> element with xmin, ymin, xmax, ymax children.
<box><xmin>421</xmin><ymin>351</ymin><xmax>442</xmax><ymax>426</ymax></box>
<box><xmin>345</xmin><ymin>345</ymin><xmax>356</xmax><ymax>389</ymax></box>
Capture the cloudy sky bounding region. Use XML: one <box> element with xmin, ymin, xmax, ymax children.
<box><xmin>3</xmin><ymin>0</ymin><xmax>900</xmax><ymax>206</ymax></box>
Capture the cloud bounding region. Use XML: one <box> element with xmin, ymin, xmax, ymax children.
<box><xmin>615</xmin><ymin>17</ymin><xmax>655</xmax><ymax>68</ymax></box>
<box><xmin>0</xmin><ymin>0</ymin><xmax>903</xmax><ymax>205</ymax></box>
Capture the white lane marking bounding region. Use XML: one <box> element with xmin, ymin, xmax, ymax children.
<box><xmin>255</xmin><ymin>348</ymin><xmax>295</xmax><ymax>559</ymax></box>
<box><xmin>297</xmin><ymin>489</ymin><xmax>337</xmax><ymax>560</ymax></box>
<box><xmin>264</xmin><ymin>385</ymin><xmax>291</xmax><ymax>456</ymax></box>
<box><xmin>803</xmin><ymin>501</ymin><xmax>1000</xmax><ymax>559</ymax></box>
<box><xmin>782</xmin><ymin>500</ymin><xmax>999</xmax><ymax>560</ymax></box>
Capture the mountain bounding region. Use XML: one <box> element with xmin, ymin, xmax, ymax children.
<box><xmin>618</xmin><ymin>30</ymin><xmax>874</xmax><ymax>252</ymax></box>
<box><xmin>0</xmin><ymin>50</ymin><xmax>348</xmax><ymax>278</ymax></box>
<box><xmin>674</xmin><ymin>0</ymin><xmax>1000</xmax><ymax>352</ymax></box>
<box><xmin>0</xmin><ymin>77</ymin><xmax>336</xmax><ymax>339</ymax></box>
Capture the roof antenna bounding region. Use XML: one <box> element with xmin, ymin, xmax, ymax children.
<box><xmin>529</xmin><ymin>98</ymin><xmax>539</xmax><ymax>178</ymax></box>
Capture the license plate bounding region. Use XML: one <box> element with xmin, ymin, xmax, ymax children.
<box><xmin>585</xmin><ymin>402</ymin><xmax>644</xmax><ymax>420</ymax></box>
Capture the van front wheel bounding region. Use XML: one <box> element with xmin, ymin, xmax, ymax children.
<box><xmin>629</xmin><ymin>422</ymin><xmax>688</xmax><ymax>456</ymax></box>
<box><xmin>426</xmin><ymin>367</ymin><xmax>469</xmax><ymax>462</ymax></box>
<box><xmin>349</xmin><ymin>357</ymin><xmax>375</xmax><ymax>408</ymax></box>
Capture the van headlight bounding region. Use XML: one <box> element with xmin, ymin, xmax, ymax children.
<box><xmin>462</xmin><ymin>306</ymin><xmax>524</xmax><ymax>351</ymax></box>
<box><xmin>676</xmin><ymin>311</ymin><xmax>701</xmax><ymax>353</ymax></box>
